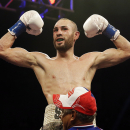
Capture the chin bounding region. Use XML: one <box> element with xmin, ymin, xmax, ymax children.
<box><xmin>56</xmin><ymin>46</ymin><xmax>66</xmax><ymax>51</ymax></box>
<box><xmin>57</xmin><ymin>42</ymin><xmax>65</xmax><ymax>46</ymax></box>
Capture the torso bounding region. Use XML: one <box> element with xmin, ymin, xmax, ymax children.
<box><xmin>32</xmin><ymin>52</ymin><xmax>98</xmax><ymax>104</ymax></box>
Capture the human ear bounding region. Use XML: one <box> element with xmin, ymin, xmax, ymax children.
<box><xmin>74</xmin><ymin>31</ymin><xmax>80</xmax><ymax>41</ymax></box>
<box><xmin>70</xmin><ymin>110</ymin><xmax>77</xmax><ymax>121</ymax></box>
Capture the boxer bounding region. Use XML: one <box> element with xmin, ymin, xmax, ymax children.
<box><xmin>0</xmin><ymin>11</ymin><xmax>130</xmax><ymax>129</ymax></box>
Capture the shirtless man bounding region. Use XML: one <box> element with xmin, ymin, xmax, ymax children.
<box><xmin>0</xmin><ymin>10</ymin><xmax>130</xmax><ymax>129</ymax></box>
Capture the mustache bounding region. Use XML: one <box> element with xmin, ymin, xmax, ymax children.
<box><xmin>55</xmin><ymin>37</ymin><xmax>65</xmax><ymax>41</ymax></box>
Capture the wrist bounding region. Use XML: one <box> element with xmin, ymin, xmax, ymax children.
<box><xmin>8</xmin><ymin>20</ymin><xmax>26</xmax><ymax>38</ymax></box>
<box><xmin>103</xmin><ymin>24</ymin><xmax>120</xmax><ymax>41</ymax></box>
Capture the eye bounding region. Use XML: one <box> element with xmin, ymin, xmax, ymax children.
<box><xmin>53</xmin><ymin>28</ymin><xmax>58</xmax><ymax>32</ymax></box>
<box><xmin>63</xmin><ymin>28</ymin><xmax>68</xmax><ymax>30</ymax></box>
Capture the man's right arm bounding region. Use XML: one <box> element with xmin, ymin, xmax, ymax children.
<box><xmin>0</xmin><ymin>10</ymin><xmax>44</xmax><ymax>68</ymax></box>
<box><xmin>0</xmin><ymin>32</ymin><xmax>37</xmax><ymax>68</ymax></box>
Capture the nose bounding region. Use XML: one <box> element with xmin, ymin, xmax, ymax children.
<box><xmin>57</xmin><ymin>34</ymin><xmax>62</xmax><ymax>37</ymax></box>
<box><xmin>56</xmin><ymin>29</ymin><xmax>63</xmax><ymax>37</ymax></box>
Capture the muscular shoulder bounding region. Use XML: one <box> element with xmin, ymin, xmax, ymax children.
<box><xmin>31</xmin><ymin>51</ymin><xmax>50</xmax><ymax>59</ymax></box>
<box><xmin>79</xmin><ymin>51</ymin><xmax>102</xmax><ymax>69</ymax></box>
<box><xmin>30</xmin><ymin>51</ymin><xmax>51</xmax><ymax>66</ymax></box>
<box><xmin>80</xmin><ymin>51</ymin><xmax>101</xmax><ymax>60</ymax></box>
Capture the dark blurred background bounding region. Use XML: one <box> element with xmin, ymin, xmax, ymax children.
<box><xmin>0</xmin><ymin>0</ymin><xmax>130</xmax><ymax>130</ymax></box>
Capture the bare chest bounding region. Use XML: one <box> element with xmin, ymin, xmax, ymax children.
<box><xmin>45</xmin><ymin>60</ymin><xmax>91</xmax><ymax>84</ymax></box>
<box><xmin>35</xmin><ymin>57</ymin><xmax>96</xmax><ymax>103</ymax></box>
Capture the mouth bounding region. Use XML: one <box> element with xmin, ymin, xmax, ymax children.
<box><xmin>56</xmin><ymin>38</ymin><xmax>64</xmax><ymax>42</ymax></box>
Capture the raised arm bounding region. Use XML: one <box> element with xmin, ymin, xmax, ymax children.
<box><xmin>94</xmin><ymin>35</ymin><xmax>130</xmax><ymax>69</ymax></box>
<box><xmin>0</xmin><ymin>10</ymin><xmax>44</xmax><ymax>68</ymax></box>
<box><xmin>0</xmin><ymin>32</ymin><xmax>37</xmax><ymax>68</ymax></box>
<box><xmin>83</xmin><ymin>14</ymin><xmax>130</xmax><ymax>69</ymax></box>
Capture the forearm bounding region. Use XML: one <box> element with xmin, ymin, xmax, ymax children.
<box><xmin>113</xmin><ymin>35</ymin><xmax>130</xmax><ymax>52</ymax></box>
<box><xmin>83</xmin><ymin>14</ymin><xmax>130</xmax><ymax>69</ymax></box>
<box><xmin>0</xmin><ymin>10</ymin><xmax>43</xmax><ymax>51</ymax></box>
<box><xmin>0</xmin><ymin>32</ymin><xmax>15</xmax><ymax>51</ymax></box>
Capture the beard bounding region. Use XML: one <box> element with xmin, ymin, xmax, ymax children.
<box><xmin>53</xmin><ymin>35</ymin><xmax>74</xmax><ymax>52</ymax></box>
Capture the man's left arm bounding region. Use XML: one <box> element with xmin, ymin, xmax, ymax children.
<box><xmin>95</xmin><ymin>35</ymin><xmax>130</xmax><ymax>69</ymax></box>
<box><xmin>83</xmin><ymin>14</ymin><xmax>130</xmax><ymax>69</ymax></box>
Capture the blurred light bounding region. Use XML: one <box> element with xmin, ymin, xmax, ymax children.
<box><xmin>70</xmin><ymin>0</ymin><xmax>73</xmax><ymax>10</ymax></box>
<box><xmin>40</xmin><ymin>14</ymin><xmax>44</xmax><ymax>18</ymax></box>
<box><xmin>5</xmin><ymin>0</ymin><xmax>13</xmax><ymax>8</ymax></box>
<box><xmin>40</xmin><ymin>9</ymin><xmax>48</xmax><ymax>18</ymax></box>
<box><xmin>49</xmin><ymin>0</ymin><xmax>55</xmax><ymax>5</ymax></box>
<box><xmin>58</xmin><ymin>15</ymin><xmax>61</xmax><ymax>19</ymax></box>
<box><xmin>19</xmin><ymin>0</ymin><xmax>26</xmax><ymax>8</ymax></box>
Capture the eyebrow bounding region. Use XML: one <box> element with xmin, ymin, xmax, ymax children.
<box><xmin>53</xmin><ymin>26</ymin><xmax>68</xmax><ymax>29</ymax></box>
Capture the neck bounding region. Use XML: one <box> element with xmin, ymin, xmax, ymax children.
<box><xmin>56</xmin><ymin>49</ymin><xmax>78</xmax><ymax>62</ymax></box>
<box><xmin>72</xmin><ymin>121</ymin><xmax>93</xmax><ymax>127</ymax></box>
<box><xmin>75</xmin><ymin>122</ymin><xmax>93</xmax><ymax>126</ymax></box>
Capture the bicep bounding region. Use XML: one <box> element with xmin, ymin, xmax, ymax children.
<box><xmin>0</xmin><ymin>47</ymin><xmax>37</xmax><ymax>68</ymax></box>
<box><xmin>94</xmin><ymin>48</ymin><xmax>129</xmax><ymax>69</ymax></box>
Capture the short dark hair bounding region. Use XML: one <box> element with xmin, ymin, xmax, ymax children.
<box><xmin>63</xmin><ymin>109</ymin><xmax>95</xmax><ymax>123</ymax></box>
<box><xmin>76</xmin><ymin>110</ymin><xmax>95</xmax><ymax>123</ymax></box>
